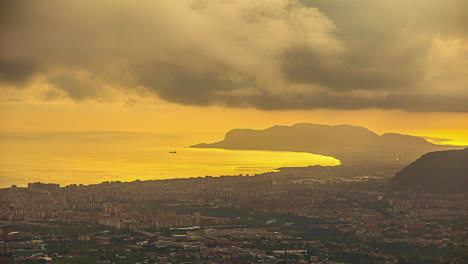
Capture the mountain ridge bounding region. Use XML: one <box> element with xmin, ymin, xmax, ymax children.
<box><xmin>191</xmin><ymin>123</ymin><xmax>461</xmax><ymax>165</ymax></box>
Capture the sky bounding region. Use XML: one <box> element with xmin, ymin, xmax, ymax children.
<box><xmin>1</xmin><ymin>0</ymin><xmax>468</xmax><ymax>148</ymax></box>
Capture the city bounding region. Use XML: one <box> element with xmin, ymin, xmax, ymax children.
<box><xmin>1</xmin><ymin>169</ymin><xmax>466</xmax><ymax>263</ymax></box>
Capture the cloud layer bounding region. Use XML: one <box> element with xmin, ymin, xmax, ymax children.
<box><xmin>0</xmin><ymin>0</ymin><xmax>467</xmax><ymax>111</ymax></box>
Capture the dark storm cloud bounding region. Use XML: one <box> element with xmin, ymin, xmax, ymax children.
<box><xmin>0</xmin><ymin>0</ymin><xmax>19</xmax><ymax>26</ymax></box>
<box><xmin>281</xmin><ymin>45</ymin><xmax>427</xmax><ymax>91</ymax></box>
<box><xmin>0</xmin><ymin>61</ymin><xmax>38</xmax><ymax>85</ymax></box>
<box><xmin>0</xmin><ymin>0</ymin><xmax>466</xmax><ymax>112</ymax></box>
<box><xmin>222</xmin><ymin>91</ymin><xmax>468</xmax><ymax>113</ymax></box>
<box><xmin>280</xmin><ymin>0</ymin><xmax>466</xmax><ymax>92</ymax></box>
<box><xmin>136</xmin><ymin>63</ymin><xmax>256</xmax><ymax>106</ymax></box>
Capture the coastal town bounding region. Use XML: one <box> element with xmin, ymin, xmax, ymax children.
<box><xmin>1</xmin><ymin>171</ymin><xmax>466</xmax><ymax>263</ymax></box>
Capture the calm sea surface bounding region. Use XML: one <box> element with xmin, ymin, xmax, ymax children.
<box><xmin>0</xmin><ymin>132</ymin><xmax>340</xmax><ymax>187</ymax></box>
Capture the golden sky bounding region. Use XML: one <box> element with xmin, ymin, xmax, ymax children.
<box><xmin>1</xmin><ymin>99</ymin><xmax>468</xmax><ymax>146</ymax></box>
<box><xmin>1</xmin><ymin>0</ymin><xmax>467</xmax><ymax>146</ymax></box>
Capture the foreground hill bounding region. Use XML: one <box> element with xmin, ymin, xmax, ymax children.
<box><xmin>191</xmin><ymin>123</ymin><xmax>457</xmax><ymax>165</ymax></box>
<box><xmin>390</xmin><ymin>148</ymin><xmax>468</xmax><ymax>193</ymax></box>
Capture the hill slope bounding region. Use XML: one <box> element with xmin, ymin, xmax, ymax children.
<box><xmin>390</xmin><ymin>148</ymin><xmax>468</xmax><ymax>193</ymax></box>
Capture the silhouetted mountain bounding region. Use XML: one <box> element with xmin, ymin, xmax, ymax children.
<box><xmin>390</xmin><ymin>148</ymin><xmax>468</xmax><ymax>193</ymax></box>
<box><xmin>191</xmin><ymin>123</ymin><xmax>458</xmax><ymax>164</ymax></box>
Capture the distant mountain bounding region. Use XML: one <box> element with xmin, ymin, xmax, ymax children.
<box><xmin>390</xmin><ymin>148</ymin><xmax>468</xmax><ymax>193</ymax></box>
<box><xmin>191</xmin><ymin>123</ymin><xmax>458</xmax><ymax>164</ymax></box>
